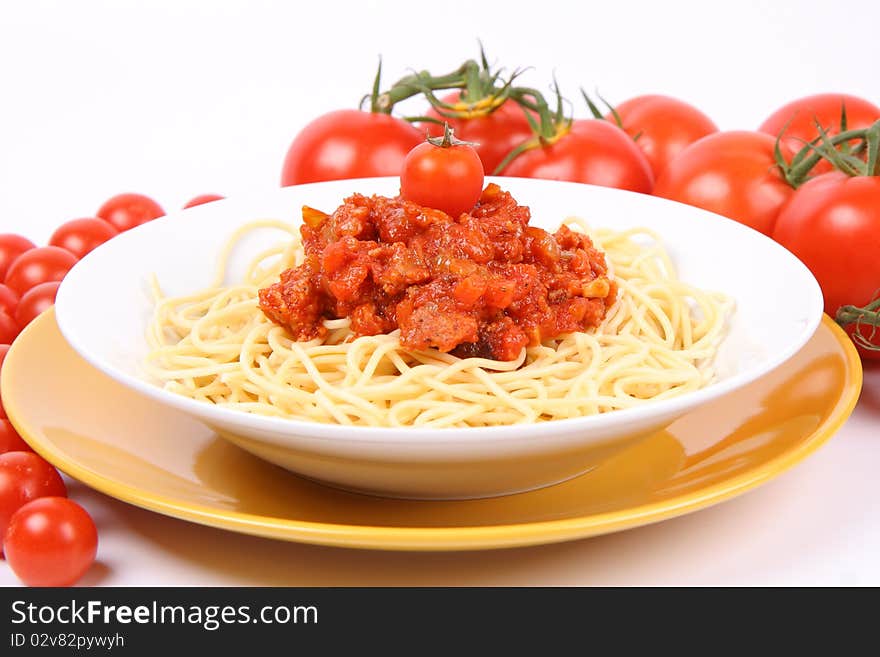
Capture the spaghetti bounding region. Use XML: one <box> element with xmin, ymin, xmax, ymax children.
<box><xmin>145</xmin><ymin>212</ymin><xmax>732</xmax><ymax>428</ymax></box>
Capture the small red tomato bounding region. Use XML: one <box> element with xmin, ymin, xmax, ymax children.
<box><xmin>501</xmin><ymin>119</ymin><xmax>655</xmax><ymax>194</ymax></box>
<box><xmin>400</xmin><ymin>126</ymin><xmax>485</xmax><ymax>217</ymax></box>
<box><xmin>97</xmin><ymin>193</ymin><xmax>165</xmax><ymax>232</ymax></box>
<box><xmin>4</xmin><ymin>246</ymin><xmax>78</xmax><ymax>297</ymax></box>
<box><xmin>425</xmin><ymin>92</ymin><xmax>536</xmax><ymax>174</ymax></box>
<box><xmin>49</xmin><ymin>218</ymin><xmax>118</xmax><ymax>259</ymax></box>
<box><xmin>5</xmin><ymin>497</ymin><xmax>97</xmax><ymax>587</ymax></box>
<box><xmin>0</xmin><ymin>235</ymin><xmax>36</xmax><ymax>283</ymax></box>
<box><xmin>0</xmin><ymin>285</ymin><xmax>18</xmax><ymax>317</ymax></box>
<box><xmin>654</xmin><ymin>131</ymin><xmax>794</xmax><ymax>235</ymax></box>
<box><xmin>14</xmin><ymin>282</ymin><xmax>59</xmax><ymax>330</ymax></box>
<box><xmin>0</xmin><ymin>451</ymin><xmax>67</xmax><ymax>551</ymax></box>
<box><xmin>183</xmin><ymin>194</ymin><xmax>225</xmax><ymax>208</ymax></box>
<box><xmin>0</xmin><ymin>420</ymin><xmax>31</xmax><ymax>454</ymax></box>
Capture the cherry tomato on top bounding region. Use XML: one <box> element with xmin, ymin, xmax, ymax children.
<box><xmin>97</xmin><ymin>193</ymin><xmax>164</xmax><ymax>232</ymax></box>
<box><xmin>49</xmin><ymin>218</ymin><xmax>118</xmax><ymax>260</ymax></box>
<box><xmin>14</xmin><ymin>282</ymin><xmax>59</xmax><ymax>330</ymax></box>
<box><xmin>653</xmin><ymin>131</ymin><xmax>794</xmax><ymax>235</ymax></box>
<box><xmin>0</xmin><ymin>420</ymin><xmax>31</xmax><ymax>455</ymax></box>
<box><xmin>281</xmin><ymin>110</ymin><xmax>423</xmax><ymax>186</ymax></box>
<box><xmin>3</xmin><ymin>247</ymin><xmax>78</xmax><ymax>297</ymax></box>
<box><xmin>500</xmin><ymin>119</ymin><xmax>654</xmax><ymax>194</ymax></box>
<box><xmin>0</xmin><ymin>451</ymin><xmax>67</xmax><ymax>551</ymax></box>
<box><xmin>183</xmin><ymin>194</ymin><xmax>225</xmax><ymax>208</ymax></box>
<box><xmin>772</xmin><ymin>172</ymin><xmax>880</xmax><ymax>357</ymax></box>
<box><xmin>400</xmin><ymin>128</ymin><xmax>485</xmax><ymax>217</ymax></box>
<box><xmin>759</xmin><ymin>93</ymin><xmax>880</xmax><ymax>174</ymax></box>
<box><xmin>424</xmin><ymin>93</ymin><xmax>535</xmax><ymax>175</ymax></box>
<box><xmin>5</xmin><ymin>497</ymin><xmax>97</xmax><ymax>587</ymax></box>
<box><xmin>608</xmin><ymin>94</ymin><xmax>719</xmax><ymax>178</ymax></box>
<box><xmin>0</xmin><ymin>235</ymin><xmax>36</xmax><ymax>283</ymax></box>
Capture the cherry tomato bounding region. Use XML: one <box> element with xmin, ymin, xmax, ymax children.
<box><xmin>183</xmin><ymin>194</ymin><xmax>225</xmax><ymax>208</ymax></box>
<box><xmin>0</xmin><ymin>235</ymin><xmax>35</xmax><ymax>283</ymax></box>
<box><xmin>400</xmin><ymin>130</ymin><xmax>485</xmax><ymax>217</ymax></box>
<box><xmin>759</xmin><ymin>93</ymin><xmax>880</xmax><ymax>174</ymax></box>
<box><xmin>49</xmin><ymin>218</ymin><xmax>118</xmax><ymax>259</ymax></box>
<box><xmin>5</xmin><ymin>497</ymin><xmax>97</xmax><ymax>586</ymax></box>
<box><xmin>772</xmin><ymin>172</ymin><xmax>880</xmax><ymax>358</ymax></box>
<box><xmin>14</xmin><ymin>282</ymin><xmax>59</xmax><ymax>330</ymax></box>
<box><xmin>653</xmin><ymin>131</ymin><xmax>794</xmax><ymax>235</ymax></box>
<box><xmin>424</xmin><ymin>93</ymin><xmax>535</xmax><ymax>174</ymax></box>
<box><xmin>501</xmin><ymin>119</ymin><xmax>654</xmax><ymax>193</ymax></box>
<box><xmin>0</xmin><ymin>451</ymin><xmax>67</xmax><ymax>551</ymax></box>
<box><xmin>0</xmin><ymin>344</ymin><xmax>8</xmax><ymax>419</ymax></box>
<box><xmin>609</xmin><ymin>95</ymin><xmax>718</xmax><ymax>178</ymax></box>
<box><xmin>0</xmin><ymin>420</ymin><xmax>31</xmax><ymax>454</ymax></box>
<box><xmin>0</xmin><ymin>312</ymin><xmax>19</xmax><ymax>346</ymax></box>
<box><xmin>281</xmin><ymin>110</ymin><xmax>423</xmax><ymax>186</ymax></box>
<box><xmin>3</xmin><ymin>246</ymin><xmax>78</xmax><ymax>297</ymax></box>
<box><xmin>97</xmin><ymin>193</ymin><xmax>165</xmax><ymax>232</ymax></box>
<box><xmin>0</xmin><ymin>285</ymin><xmax>18</xmax><ymax>317</ymax></box>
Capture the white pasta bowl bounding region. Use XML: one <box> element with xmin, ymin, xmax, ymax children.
<box><xmin>54</xmin><ymin>177</ymin><xmax>823</xmax><ymax>500</ymax></box>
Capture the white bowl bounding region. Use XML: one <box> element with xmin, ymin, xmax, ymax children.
<box><xmin>54</xmin><ymin>177</ymin><xmax>823</xmax><ymax>500</ymax></box>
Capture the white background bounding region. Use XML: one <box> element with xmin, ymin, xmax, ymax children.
<box><xmin>0</xmin><ymin>0</ymin><xmax>878</xmax><ymax>586</ymax></box>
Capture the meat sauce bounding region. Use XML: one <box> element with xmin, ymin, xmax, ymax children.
<box><xmin>259</xmin><ymin>183</ymin><xmax>616</xmax><ymax>361</ymax></box>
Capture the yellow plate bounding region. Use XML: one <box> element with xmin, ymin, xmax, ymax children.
<box><xmin>2</xmin><ymin>309</ymin><xmax>862</xmax><ymax>551</ymax></box>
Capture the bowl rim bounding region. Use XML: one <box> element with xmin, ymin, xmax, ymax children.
<box><xmin>54</xmin><ymin>176</ymin><xmax>825</xmax><ymax>443</ymax></box>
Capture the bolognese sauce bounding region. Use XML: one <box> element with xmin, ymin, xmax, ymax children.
<box><xmin>259</xmin><ymin>183</ymin><xmax>615</xmax><ymax>361</ymax></box>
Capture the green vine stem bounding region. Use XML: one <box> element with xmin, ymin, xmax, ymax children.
<box><xmin>777</xmin><ymin>118</ymin><xmax>880</xmax><ymax>187</ymax></box>
<box><xmin>836</xmin><ymin>297</ymin><xmax>880</xmax><ymax>351</ymax></box>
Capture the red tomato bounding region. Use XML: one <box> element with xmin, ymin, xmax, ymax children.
<box><xmin>0</xmin><ymin>312</ymin><xmax>19</xmax><ymax>346</ymax></box>
<box><xmin>424</xmin><ymin>93</ymin><xmax>535</xmax><ymax>174</ymax></box>
<box><xmin>0</xmin><ymin>420</ymin><xmax>31</xmax><ymax>454</ymax></box>
<box><xmin>281</xmin><ymin>110</ymin><xmax>423</xmax><ymax>186</ymax></box>
<box><xmin>49</xmin><ymin>218</ymin><xmax>118</xmax><ymax>259</ymax></box>
<box><xmin>500</xmin><ymin>119</ymin><xmax>654</xmax><ymax>193</ymax></box>
<box><xmin>97</xmin><ymin>193</ymin><xmax>164</xmax><ymax>232</ymax></box>
<box><xmin>0</xmin><ymin>451</ymin><xmax>67</xmax><ymax>551</ymax></box>
<box><xmin>0</xmin><ymin>234</ymin><xmax>36</xmax><ymax>283</ymax></box>
<box><xmin>0</xmin><ymin>285</ymin><xmax>18</xmax><ymax>316</ymax></box>
<box><xmin>772</xmin><ymin>172</ymin><xmax>880</xmax><ymax>357</ymax></box>
<box><xmin>183</xmin><ymin>194</ymin><xmax>224</xmax><ymax>208</ymax></box>
<box><xmin>3</xmin><ymin>246</ymin><xmax>78</xmax><ymax>296</ymax></box>
<box><xmin>400</xmin><ymin>132</ymin><xmax>485</xmax><ymax>217</ymax></box>
<box><xmin>653</xmin><ymin>131</ymin><xmax>795</xmax><ymax>235</ymax></box>
<box><xmin>5</xmin><ymin>497</ymin><xmax>97</xmax><ymax>586</ymax></box>
<box><xmin>759</xmin><ymin>93</ymin><xmax>880</xmax><ymax>173</ymax></box>
<box><xmin>609</xmin><ymin>95</ymin><xmax>718</xmax><ymax>178</ymax></box>
<box><xmin>14</xmin><ymin>282</ymin><xmax>59</xmax><ymax>330</ymax></box>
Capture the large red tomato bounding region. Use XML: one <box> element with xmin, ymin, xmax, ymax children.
<box><xmin>3</xmin><ymin>246</ymin><xmax>78</xmax><ymax>296</ymax></box>
<box><xmin>0</xmin><ymin>235</ymin><xmax>35</xmax><ymax>283</ymax></box>
<box><xmin>759</xmin><ymin>93</ymin><xmax>880</xmax><ymax>174</ymax></box>
<box><xmin>653</xmin><ymin>131</ymin><xmax>794</xmax><ymax>235</ymax></box>
<box><xmin>97</xmin><ymin>193</ymin><xmax>164</xmax><ymax>232</ymax></box>
<box><xmin>772</xmin><ymin>172</ymin><xmax>880</xmax><ymax>357</ymax></box>
<box><xmin>500</xmin><ymin>119</ymin><xmax>654</xmax><ymax>193</ymax></box>
<box><xmin>281</xmin><ymin>110</ymin><xmax>423</xmax><ymax>186</ymax></box>
<box><xmin>609</xmin><ymin>95</ymin><xmax>718</xmax><ymax>178</ymax></box>
<box><xmin>49</xmin><ymin>218</ymin><xmax>118</xmax><ymax>259</ymax></box>
<box><xmin>425</xmin><ymin>93</ymin><xmax>535</xmax><ymax>174</ymax></box>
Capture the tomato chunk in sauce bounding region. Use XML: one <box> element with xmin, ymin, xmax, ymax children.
<box><xmin>259</xmin><ymin>183</ymin><xmax>615</xmax><ymax>361</ymax></box>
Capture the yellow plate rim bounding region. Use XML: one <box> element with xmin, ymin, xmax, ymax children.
<box><xmin>3</xmin><ymin>311</ymin><xmax>863</xmax><ymax>551</ymax></box>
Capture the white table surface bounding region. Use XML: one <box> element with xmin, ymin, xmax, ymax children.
<box><xmin>1</xmin><ymin>0</ymin><xmax>878</xmax><ymax>587</ymax></box>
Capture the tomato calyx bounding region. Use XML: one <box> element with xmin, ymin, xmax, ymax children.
<box><xmin>492</xmin><ymin>80</ymin><xmax>573</xmax><ymax>174</ymax></box>
<box><xmin>426</xmin><ymin>123</ymin><xmax>478</xmax><ymax>149</ymax></box>
<box><xmin>836</xmin><ymin>295</ymin><xmax>880</xmax><ymax>352</ymax></box>
<box><xmin>776</xmin><ymin>114</ymin><xmax>880</xmax><ymax>187</ymax></box>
